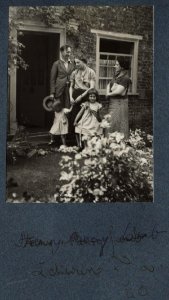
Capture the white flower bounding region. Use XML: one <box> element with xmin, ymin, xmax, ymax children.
<box><xmin>115</xmin><ymin>132</ymin><xmax>125</xmax><ymax>143</ymax></box>
<box><xmin>81</xmin><ymin>148</ymin><xmax>91</xmax><ymax>156</ymax></box>
<box><xmin>101</xmin><ymin>137</ymin><xmax>108</xmax><ymax>146</ymax></box>
<box><xmin>115</xmin><ymin>147</ymin><xmax>131</xmax><ymax>157</ymax></box>
<box><xmin>59</xmin><ymin>146</ymin><xmax>78</xmax><ymax>153</ymax></box>
<box><xmin>84</xmin><ymin>158</ymin><xmax>97</xmax><ymax>167</ymax></box>
<box><xmin>109</xmin><ymin>132</ymin><xmax>118</xmax><ymax>138</ymax></box>
<box><xmin>102</xmin><ymin>157</ymin><xmax>107</xmax><ymax>164</ymax></box>
<box><xmin>100</xmin><ymin>186</ymin><xmax>106</xmax><ymax>192</ymax></box>
<box><xmin>100</xmin><ymin>120</ymin><xmax>110</xmax><ymax>128</ymax></box>
<box><xmin>103</xmin><ymin>114</ymin><xmax>111</xmax><ymax>121</ymax></box>
<box><xmin>93</xmin><ymin>188</ymin><xmax>100</xmax><ymax>196</ymax></box>
<box><xmin>59</xmin><ymin>145</ymin><xmax>66</xmax><ymax>151</ymax></box>
<box><xmin>90</xmin><ymin>136</ymin><xmax>98</xmax><ymax>144</ymax></box>
<box><xmin>140</xmin><ymin>158</ymin><xmax>148</xmax><ymax>165</ymax></box>
<box><xmin>13</xmin><ymin>200</ymin><xmax>21</xmax><ymax>203</ymax></box>
<box><xmin>109</xmin><ymin>132</ymin><xmax>124</xmax><ymax>143</ymax></box>
<box><xmin>147</xmin><ymin>134</ymin><xmax>153</xmax><ymax>142</ymax></box>
<box><xmin>104</xmin><ymin>149</ymin><xmax>111</xmax><ymax>154</ymax></box>
<box><xmin>75</xmin><ymin>153</ymin><xmax>82</xmax><ymax>160</ymax></box>
<box><xmin>82</xmin><ymin>135</ymin><xmax>88</xmax><ymax>141</ymax></box>
<box><xmin>110</xmin><ymin>142</ymin><xmax>121</xmax><ymax>151</ymax></box>
<box><xmin>93</xmin><ymin>188</ymin><xmax>104</xmax><ymax>196</ymax></box>
<box><xmin>60</xmin><ymin>171</ymin><xmax>73</xmax><ymax>181</ymax></box>
<box><xmin>62</xmin><ymin>155</ymin><xmax>72</xmax><ymax>162</ymax></box>
<box><xmin>136</xmin><ymin>150</ymin><xmax>144</xmax><ymax>155</ymax></box>
<box><xmin>87</xmin><ymin>188</ymin><xmax>93</xmax><ymax>194</ymax></box>
<box><xmin>99</xmin><ymin>190</ymin><xmax>104</xmax><ymax>196</ymax></box>
<box><xmin>95</xmin><ymin>139</ymin><xmax>102</xmax><ymax>150</ymax></box>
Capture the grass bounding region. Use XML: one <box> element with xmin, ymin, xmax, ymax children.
<box><xmin>7</xmin><ymin>150</ymin><xmax>64</xmax><ymax>202</ymax></box>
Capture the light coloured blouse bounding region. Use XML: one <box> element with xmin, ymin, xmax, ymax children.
<box><xmin>70</xmin><ymin>66</ymin><xmax>96</xmax><ymax>90</ymax></box>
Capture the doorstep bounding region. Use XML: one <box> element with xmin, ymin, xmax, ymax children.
<box><xmin>27</xmin><ymin>135</ymin><xmax>49</xmax><ymax>145</ymax></box>
<box><xmin>7</xmin><ymin>131</ymin><xmax>49</xmax><ymax>146</ymax></box>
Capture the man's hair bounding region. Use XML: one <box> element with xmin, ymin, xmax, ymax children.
<box><xmin>60</xmin><ymin>45</ymin><xmax>71</xmax><ymax>52</ymax></box>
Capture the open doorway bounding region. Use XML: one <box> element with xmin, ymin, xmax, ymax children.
<box><xmin>16</xmin><ymin>31</ymin><xmax>60</xmax><ymax>131</ymax></box>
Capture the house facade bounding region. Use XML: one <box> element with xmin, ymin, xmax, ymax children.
<box><xmin>8</xmin><ymin>6</ymin><xmax>153</xmax><ymax>135</ymax></box>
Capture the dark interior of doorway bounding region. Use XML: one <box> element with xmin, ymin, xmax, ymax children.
<box><xmin>16</xmin><ymin>31</ymin><xmax>60</xmax><ymax>132</ymax></box>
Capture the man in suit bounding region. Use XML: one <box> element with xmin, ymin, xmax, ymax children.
<box><xmin>50</xmin><ymin>45</ymin><xmax>74</xmax><ymax>108</ymax></box>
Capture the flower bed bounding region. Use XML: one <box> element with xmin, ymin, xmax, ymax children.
<box><xmin>57</xmin><ymin>130</ymin><xmax>153</xmax><ymax>203</ymax></box>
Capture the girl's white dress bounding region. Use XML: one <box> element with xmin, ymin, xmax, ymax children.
<box><xmin>50</xmin><ymin>108</ymin><xmax>70</xmax><ymax>135</ymax></box>
<box><xmin>75</xmin><ymin>101</ymin><xmax>103</xmax><ymax>136</ymax></box>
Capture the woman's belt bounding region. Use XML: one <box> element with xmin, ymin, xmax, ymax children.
<box><xmin>110</xmin><ymin>95</ymin><xmax>128</xmax><ymax>99</ymax></box>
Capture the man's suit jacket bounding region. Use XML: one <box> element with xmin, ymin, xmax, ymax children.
<box><xmin>50</xmin><ymin>60</ymin><xmax>74</xmax><ymax>98</ymax></box>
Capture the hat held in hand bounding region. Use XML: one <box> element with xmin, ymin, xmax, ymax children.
<box><xmin>43</xmin><ymin>95</ymin><xmax>55</xmax><ymax>112</ymax></box>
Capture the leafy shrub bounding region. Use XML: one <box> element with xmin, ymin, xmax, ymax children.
<box><xmin>57</xmin><ymin>130</ymin><xmax>153</xmax><ymax>203</ymax></box>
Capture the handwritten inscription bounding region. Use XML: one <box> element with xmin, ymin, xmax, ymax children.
<box><xmin>14</xmin><ymin>223</ymin><xmax>167</xmax><ymax>257</ymax></box>
<box><xmin>13</xmin><ymin>223</ymin><xmax>168</xmax><ymax>298</ymax></box>
<box><xmin>32</xmin><ymin>261</ymin><xmax>102</xmax><ymax>278</ymax></box>
<box><xmin>124</xmin><ymin>284</ymin><xmax>149</xmax><ymax>298</ymax></box>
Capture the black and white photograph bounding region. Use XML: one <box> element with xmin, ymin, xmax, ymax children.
<box><xmin>7</xmin><ymin>5</ymin><xmax>153</xmax><ymax>203</ymax></box>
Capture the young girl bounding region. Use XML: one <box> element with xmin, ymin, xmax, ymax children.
<box><xmin>49</xmin><ymin>99</ymin><xmax>73</xmax><ymax>146</ymax></box>
<box><xmin>74</xmin><ymin>88</ymin><xmax>102</xmax><ymax>148</ymax></box>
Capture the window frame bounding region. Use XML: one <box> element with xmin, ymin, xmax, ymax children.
<box><xmin>91</xmin><ymin>29</ymin><xmax>143</xmax><ymax>95</ymax></box>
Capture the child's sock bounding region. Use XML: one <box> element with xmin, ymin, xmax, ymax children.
<box><xmin>61</xmin><ymin>135</ymin><xmax>67</xmax><ymax>146</ymax></box>
<box><xmin>48</xmin><ymin>134</ymin><xmax>55</xmax><ymax>145</ymax></box>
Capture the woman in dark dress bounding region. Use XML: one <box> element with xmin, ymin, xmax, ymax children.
<box><xmin>106</xmin><ymin>57</ymin><xmax>131</xmax><ymax>139</ymax></box>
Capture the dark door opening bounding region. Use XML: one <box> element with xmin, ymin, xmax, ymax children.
<box><xmin>17</xmin><ymin>31</ymin><xmax>60</xmax><ymax>131</ymax></box>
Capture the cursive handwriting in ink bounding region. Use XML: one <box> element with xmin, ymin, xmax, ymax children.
<box><xmin>141</xmin><ymin>265</ymin><xmax>154</xmax><ymax>273</ymax></box>
<box><xmin>14</xmin><ymin>232</ymin><xmax>63</xmax><ymax>255</ymax></box>
<box><xmin>116</xmin><ymin>223</ymin><xmax>148</xmax><ymax>243</ymax></box>
<box><xmin>68</xmin><ymin>231</ymin><xmax>109</xmax><ymax>257</ymax></box>
<box><xmin>115</xmin><ymin>222</ymin><xmax>167</xmax><ymax>245</ymax></box>
<box><xmin>14</xmin><ymin>223</ymin><xmax>167</xmax><ymax>259</ymax></box>
<box><xmin>14</xmin><ymin>231</ymin><xmax>109</xmax><ymax>257</ymax></box>
<box><xmin>138</xmin><ymin>285</ymin><xmax>148</xmax><ymax>297</ymax></box>
<box><xmin>124</xmin><ymin>282</ymin><xmax>149</xmax><ymax>298</ymax></box>
<box><xmin>32</xmin><ymin>261</ymin><xmax>102</xmax><ymax>278</ymax></box>
<box><xmin>150</xmin><ymin>223</ymin><xmax>167</xmax><ymax>240</ymax></box>
<box><xmin>125</xmin><ymin>288</ymin><xmax>136</xmax><ymax>299</ymax></box>
<box><xmin>112</xmin><ymin>246</ymin><xmax>132</xmax><ymax>265</ymax></box>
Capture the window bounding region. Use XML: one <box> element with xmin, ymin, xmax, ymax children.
<box><xmin>99</xmin><ymin>39</ymin><xmax>133</xmax><ymax>92</ymax></box>
<box><xmin>91</xmin><ymin>30</ymin><xmax>142</xmax><ymax>94</ymax></box>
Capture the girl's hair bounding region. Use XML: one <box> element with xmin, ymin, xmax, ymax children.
<box><xmin>52</xmin><ymin>99</ymin><xmax>63</xmax><ymax>111</ymax></box>
<box><xmin>87</xmin><ymin>88</ymin><xmax>99</xmax><ymax>101</ymax></box>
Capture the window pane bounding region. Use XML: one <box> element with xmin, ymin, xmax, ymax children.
<box><xmin>99</xmin><ymin>47</ymin><xmax>133</xmax><ymax>92</ymax></box>
<box><xmin>99</xmin><ymin>79</ymin><xmax>110</xmax><ymax>90</ymax></box>
<box><xmin>100</xmin><ymin>38</ymin><xmax>134</xmax><ymax>54</ymax></box>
